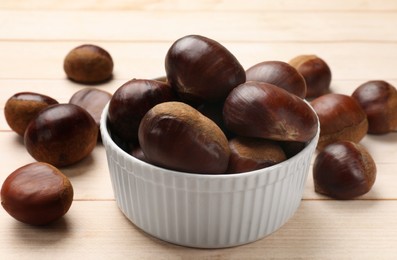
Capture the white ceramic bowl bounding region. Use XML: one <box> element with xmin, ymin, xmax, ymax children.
<box><xmin>100</xmin><ymin>103</ymin><xmax>319</xmax><ymax>248</ymax></box>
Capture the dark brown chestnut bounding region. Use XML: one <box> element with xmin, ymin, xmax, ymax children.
<box><xmin>245</xmin><ymin>61</ymin><xmax>307</xmax><ymax>98</ymax></box>
<box><xmin>352</xmin><ymin>80</ymin><xmax>397</xmax><ymax>134</ymax></box>
<box><xmin>1</xmin><ymin>162</ymin><xmax>74</xmax><ymax>225</ymax></box>
<box><xmin>24</xmin><ymin>104</ymin><xmax>98</xmax><ymax>167</ymax></box>
<box><xmin>69</xmin><ymin>87</ymin><xmax>112</xmax><ymax>128</ymax></box>
<box><xmin>227</xmin><ymin>137</ymin><xmax>286</xmax><ymax>173</ymax></box>
<box><xmin>196</xmin><ymin>101</ymin><xmax>233</xmax><ymax>138</ymax></box>
<box><xmin>165</xmin><ymin>34</ymin><xmax>246</xmax><ymax>104</ymax></box>
<box><xmin>313</xmin><ymin>140</ymin><xmax>376</xmax><ymax>199</ymax></box>
<box><xmin>107</xmin><ymin>79</ymin><xmax>176</xmax><ymax>142</ymax></box>
<box><xmin>130</xmin><ymin>144</ymin><xmax>147</xmax><ymax>162</ymax></box>
<box><xmin>4</xmin><ymin>92</ymin><xmax>58</xmax><ymax>136</ymax></box>
<box><xmin>138</xmin><ymin>101</ymin><xmax>230</xmax><ymax>174</ymax></box>
<box><xmin>279</xmin><ymin>141</ymin><xmax>306</xmax><ymax>159</ymax></box>
<box><xmin>64</xmin><ymin>44</ymin><xmax>113</xmax><ymax>84</ymax></box>
<box><xmin>310</xmin><ymin>93</ymin><xmax>368</xmax><ymax>150</ymax></box>
<box><xmin>289</xmin><ymin>55</ymin><xmax>332</xmax><ymax>98</ymax></box>
<box><xmin>223</xmin><ymin>81</ymin><xmax>318</xmax><ymax>142</ymax></box>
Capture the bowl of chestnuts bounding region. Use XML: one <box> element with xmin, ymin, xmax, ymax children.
<box><xmin>100</xmin><ymin>35</ymin><xmax>320</xmax><ymax>248</ymax></box>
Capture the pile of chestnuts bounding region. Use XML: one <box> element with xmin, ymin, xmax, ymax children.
<box><xmin>107</xmin><ymin>35</ymin><xmax>319</xmax><ymax>175</ymax></box>
<box><xmin>2</xmin><ymin>34</ymin><xmax>396</xmax><ymax>226</ymax></box>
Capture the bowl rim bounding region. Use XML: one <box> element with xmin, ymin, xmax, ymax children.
<box><xmin>100</xmin><ymin>102</ymin><xmax>319</xmax><ymax>180</ymax></box>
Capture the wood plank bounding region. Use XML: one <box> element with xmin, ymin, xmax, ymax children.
<box><xmin>1</xmin><ymin>0</ymin><xmax>397</xmax><ymax>11</ymax></box>
<box><xmin>1</xmin><ymin>200</ymin><xmax>396</xmax><ymax>259</ymax></box>
<box><xmin>1</xmin><ymin>10</ymin><xmax>397</xmax><ymax>42</ymax></box>
<box><xmin>1</xmin><ymin>41</ymin><xmax>397</xmax><ymax>81</ymax></box>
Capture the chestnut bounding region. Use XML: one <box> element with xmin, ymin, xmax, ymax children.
<box><xmin>289</xmin><ymin>55</ymin><xmax>332</xmax><ymax>98</ymax></box>
<box><xmin>1</xmin><ymin>162</ymin><xmax>74</xmax><ymax>225</ymax></box>
<box><xmin>310</xmin><ymin>93</ymin><xmax>368</xmax><ymax>150</ymax></box>
<box><xmin>165</xmin><ymin>34</ymin><xmax>246</xmax><ymax>104</ymax></box>
<box><xmin>130</xmin><ymin>144</ymin><xmax>147</xmax><ymax>162</ymax></box>
<box><xmin>245</xmin><ymin>61</ymin><xmax>307</xmax><ymax>98</ymax></box>
<box><xmin>24</xmin><ymin>104</ymin><xmax>98</xmax><ymax>167</ymax></box>
<box><xmin>153</xmin><ymin>76</ymin><xmax>167</xmax><ymax>83</ymax></box>
<box><xmin>64</xmin><ymin>44</ymin><xmax>113</xmax><ymax>84</ymax></box>
<box><xmin>223</xmin><ymin>81</ymin><xmax>318</xmax><ymax>142</ymax></box>
<box><xmin>196</xmin><ymin>101</ymin><xmax>233</xmax><ymax>138</ymax></box>
<box><xmin>352</xmin><ymin>80</ymin><xmax>397</xmax><ymax>134</ymax></box>
<box><xmin>279</xmin><ymin>141</ymin><xmax>306</xmax><ymax>159</ymax></box>
<box><xmin>138</xmin><ymin>101</ymin><xmax>230</xmax><ymax>174</ymax></box>
<box><xmin>288</xmin><ymin>55</ymin><xmax>332</xmax><ymax>98</ymax></box>
<box><xmin>69</xmin><ymin>87</ymin><xmax>112</xmax><ymax>128</ymax></box>
<box><xmin>313</xmin><ymin>140</ymin><xmax>376</xmax><ymax>199</ymax></box>
<box><xmin>4</xmin><ymin>92</ymin><xmax>58</xmax><ymax>136</ymax></box>
<box><xmin>227</xmin><ymin>137</ymin><xmax>286</xmax><ymax>173</ymax></box>
<box><xmin>107</xmin><ymin>79</ymin><xmax>176</xmax><ymax>142</ymax></box>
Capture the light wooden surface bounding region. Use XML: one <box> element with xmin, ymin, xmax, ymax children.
<box><xmin>1</xmin><ymin>1</ymin><xmax>397</xmax><ymax>259</ymax></box>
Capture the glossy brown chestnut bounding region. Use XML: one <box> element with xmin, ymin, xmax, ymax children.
<box><xmin>310</xmin><ymin>93</ymin><xmax>368</xmax><ymax>150</ymax></box>
<box><xmin>138</xmin><ymin>101</ymin><xmax>230</xmax><ymax>174</ymax></box>
<box><xmin>24</xmin><ymin>104</ymin><xmax>98</xmax><ymax>167</ymax></box>
<box><xmin>223</xmin><ymin>81</ymin><xmax>318</xmax><ymax>142</ymax></box>
<box><xmin>227</xmin><ymin>137</ymin><xmax>286</xmax><ymax>173</ymax></box>
<box><xmin>245</xmin><ymin>61</ymin><xmax>307</xmax><ymax>98</ymax></box>
<box><xmin>64</xmin><ymin>44</ymin><xmax>113</xmax><ymax>84</ymax></box>
<box><xmin>107</xmin><ymin>79</ymin><xmax>176</xmax><ymax>142</ymax></box>
<box><xmin>165</xmin><ymin>34</ymin><xmax>246</xmax><ymax>104</ymax></box>
<box><xmin>69</xmin><ymin>87</ymin><xmax>112</xmax><ymax>128</ymax></box>
<box><xmin>313</xmin><ymin>141</ymin><xmax>376</xmax><ymax>199</ymax></box>
<box><xmin>352</xmin><ymin>80</ymin><xmax>397</xmax><ymax>134</ymax></box>
<box><xmin>1</xmin><ymin>162</ymin><xmax>74</xmax><ymax>225</ymax></box>
<box><xmin>4</xmin><ymin>92</ymin><xmax>58</xmax><ymax>136</ymax></box>
<box><xmin>289</xmin><ymin>55</ymin><xmax>331</xmax><ymax>98</ymax></box>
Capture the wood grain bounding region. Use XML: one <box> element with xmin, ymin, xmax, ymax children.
<box><xmin>1</xmin><ymin>0</ymin><xmax>397</xmax><ymax>259</ymax></box>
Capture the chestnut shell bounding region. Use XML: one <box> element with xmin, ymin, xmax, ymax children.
<box><xmin>24</xmin><ymin>104</ymin><xmax>98</xmax><ymax>167</ymax></box>
<box><xmin>1</xmin><ymin>162</ymin><xmax>74</xmax><ymax>225</ymax></box>
<box><xmin>311</xmin><ymin>93</ymin><xmax>368</xmax><ymax>150</ymax></box>
<box><xmin>352</xmin><ymin>80</ymin><xmax>397</xmax><ymax>134</ymax></box>
<box><xmin>138</xmin><ymin>101</ymin><xmax>230</xmax><ymax>174</ymax></box>
<box><xmin>107</xmin><ymin>79</ymin><xmax>176</xmax><ymax>142</ymax></box>
<box><xmin>63</xmin><ymin>44</ymin><xmax>113</xmax><ymax>84</ymax></box>
<box><xmin>227</xmin><ymin>137</ymin><xmax>286</xmax><ymax>174</ymax></box>
<box><xmin>289</xmin><ymin>55</ymin><xmax>332</xmax><ymax>98</ymax></box>
<box><xmin>165</xmin><ymin>34</ymin><xmax>246</xmax><ymax>104</ymax></box>
<box><xmin>223</xmin><ymin>81</ymin><xmax>318</xmax><ymax>142</ymax></box>
<box><xmin>4</xmin><ymin>92</ymin><xmax>58</xmax><ymax>136</ymax></box>
<box><xmin>313</xmin><ymin>141</ymin><xmax>376</xmax><ymax>199</ymax></box>
<box><xmin>245</xmin><ymin>61</ymin><xmax>307</xmax><ymax>98</ymax></box>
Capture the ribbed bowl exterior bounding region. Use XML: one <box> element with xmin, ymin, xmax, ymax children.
<box><xmin>100</xmin><ymin>103</ymin><xmax>319</xmax><ymax>248</ymax></box>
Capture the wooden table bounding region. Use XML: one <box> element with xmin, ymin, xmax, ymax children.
<box><xmin>1</xmin><ymin>1</ymin><xmax>397</xmax><ymax>259</ymax></box>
